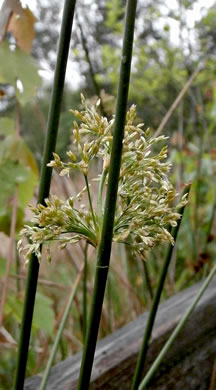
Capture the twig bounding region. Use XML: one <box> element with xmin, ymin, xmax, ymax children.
<box><xmin>153</xmin><ymin>63</ymin><xmax>203</xmax><ymax>138</ymax></box>
<box><xmin>10</xmin><ymin>274</ymin><xmax>69</xmax><ymax>289</ymax></box>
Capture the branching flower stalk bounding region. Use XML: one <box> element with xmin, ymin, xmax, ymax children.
<box><xmin>18</xmin><ymin>96</ymin><xmax>187</xmax><ymax>266</ymax></box>
<box><xmin>18</xmin><ymin>99</ymin><xmax>187</xmax><ymax>264</ymax></box>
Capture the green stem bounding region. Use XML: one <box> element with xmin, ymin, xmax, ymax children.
<box><xmin>77</xmin><ymin>16</ymin><xmax>106</xmax><ymax>117</ymax></box>
<box><xmin>142</xmin><ymin>258</ymin><xmax>153</xmax><ymax>300</ymax></box>
<box><xmin>204</xmin><ymin>191</ymin><xmax>216</xmax><ymax>253</ymax></box>
<box><xmin>83</xmin><ymin>242</ymin><xmax>88</xmax><ymax>341</ymax></box>
<box><xmin>77</xmin><ymin>1</ymin><xmax>138</xmax><ymax>388</ymax></box>
<box><xmin>131</xmin><ymin>185</ymin><xmax>190</xmax><ymax>390</ymax></box>
<box><xmin>97</xmin><ymin>168</ymin><xmax>108</xmax><ymax>230</ymax></box>
<box><xmin>84</xmin><ymin>174</ymin><xmax>97</xmax><ymax>233</ymax></box>
<box><xmin>107</xmin><ymin>273</ymin><xmax>113</xmax><ymax>333</ymax></box>
<box><xmin>138</xmin><ymin>263</ymin><xmax>216</xmax><ymax>389</ymax></box>
<box><xmin>39</xmin><ymin>266</ymin><xmax>83</xmax><ymax>390</ymax></box>
<box><xmin>16</xmin><ymin>241</ymin><xmax>21</xmax><ymax>294</ymax></box>
<box><xmin>14</xmin><ymin>1</ymin><xmax>77</xmax><ymax>388</ymax></box>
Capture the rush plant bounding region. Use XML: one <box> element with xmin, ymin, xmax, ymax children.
<box><xmin>18</xmin><ymin>97</ymin><xmax>188</xmax><ymax>387</ymax></box>
<box><xmin>14</xmin><ymin>0</ymin><xmax>77</xmax><ymax>388</ymax></box>
<box><xmin>16</xmin><ymin>1</ymin><xmax>191</xmax><ymax>389</ymax></box>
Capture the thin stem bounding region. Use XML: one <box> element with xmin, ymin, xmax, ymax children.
<box><xmin>97</xmin><ymin>167</ymin><xmax>108</xmax><ymax>230</ymax></box>
<box><xmin>138</xmin><ymin>263</ymin><xmax>216</xmax><ymax>389</ymax></box>
<box><xmin>10</xmin><ymin>274</ymin><xmax>69</xmax><ymax>289</ymax></box>
<box><xmin>14</xmin><ymin>1</ymin><xmax>77</xmax><ymax>388</ymax></box>
<box><xmin>77</xmin><ymin>1</ymin><xmax>138</xmax><ymax>388</ymax></box>
<box><xmin>204</xmin><ymin>193</ymin><xmax>216</xmax><ymax>252</ymax></box>
<box><xmin>15</xmin><ymin>244</ymin><xmax>21</xmax><ymax>294</ymax></box>
<box><xmin>142</xmin><ymin>258</ymin><xmax>153</xmax><ymax>301</ymax></box>
<box><xmin>131</xmin><ymin>185</ymin><xmax>190</xmax><ymax>390</ymax></box>
<box><xmin>153</xmin><ymin>63</ymin><xmax>203</xmax><ymax>138</ymax></box>
<box><xmin>39</xmin><ymin>266</ymin><xmax>84</xmax><ymax>390</ymax></box>
<box><xmin>194</xmin><ymin>94</ymin><xmax>204</xmax><ymax>237</ymax></box>
<box><xmin>77</xmin><ymin>16</ymin><xmax>106</xmax><ymax>117</ymax></box>
<box><xmin>84</xmin><ymin>174</ymin><xmax>98</xmax><ymax>233</ymax></box>
<box><xmin>83</xmin><ymin>242</ymin><xmax>88</xmax><ymax>341</ymax></box>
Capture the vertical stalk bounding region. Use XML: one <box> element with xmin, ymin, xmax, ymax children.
<box><xmin>142</xmin><ymin>258</ymin><xmax>153</xmax><ymax>300</ymax></box>
<box><xmin>153</xmin><ymin>63</ymin><xmax>203</xmax><ymax>138</ymax></box>
<box><xmin>131</xmin><ymin>185</ymin><xmax>190</xmax><ymax>390</ymax></box>
<box><xmin>84</xmin><ymin>175</ymin><xmax>97</xmax><ymax>232</ymax></box>
<box><xmin>77</xmin><ymin>1</ymin><xmax>138</xmax><ymax>388</ymax></box>
<box><xmin>97</xmin><ymin>167</ymin><xmax>108</xmax><ymax>230</ymax></box>
<box><xmin>106</xmin><ymin>273</ymin><xmax>113</xmax><ymax>333</ymax></box>
<box><xmin>138</xmin><ymin>263</ymin><xmax>216</xmax><ymax>389</ymax></box>
<box><xmin>204</xmin><ymin>192</ymin><xmax>216</xmax><ymax>253</ymax></box>
<box><xmin>16</xmin><ymin>243</ymin><xmax>21</xmax><ymax>294</ymax></box>
<box><xmin>14</xmin><ymin>1</ymin><xmax>77</xmax><ymax>388</ymax></box>
<box><xmin>83</xmin><ymin>242</ymin><xmax>88</xmax><ymax>340</ymax></box>
<box><xmin>194</xmin><ymin>87</ymin><xmax>207</xmax><ymax>240</ymax></box>
<box><xmin>77</xmin><ymin>16</ymin><xmax>106</xmax><ymax>117</ymax></box>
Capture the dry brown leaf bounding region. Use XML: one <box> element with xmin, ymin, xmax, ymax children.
<box><xmin>0</xmin><ymin>0</ymin><xmax>24</xmax><ymax>40</ymax></box>
<box><xmin>0</xmin><ymin>326</ymin><xmax>17</xmax><ymax>346</ymax></box>
<box><xmin>7</xmin><ymin>6</ymin><xmax>37</xmax><ymax>53</ymax></box>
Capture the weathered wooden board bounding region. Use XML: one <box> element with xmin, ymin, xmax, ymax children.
<box><xmin>24</xmin><ymin>277</ymin><xmax>216</xmax><ymax>389</ymax></box>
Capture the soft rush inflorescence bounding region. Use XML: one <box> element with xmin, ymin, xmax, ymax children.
<box><xmin>18</xmin><ymin>95</ymin><xmax>187</xmax><ymax>263</ymax></box>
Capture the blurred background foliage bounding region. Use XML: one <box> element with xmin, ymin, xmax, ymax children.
<box><xmin>0</xmin><ymin>0</ymin><xmax>216</xmax><ymax>388</ymax></box>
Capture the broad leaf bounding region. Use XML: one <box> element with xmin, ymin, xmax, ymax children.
<box><xmin>0</xmin><ymin>206</ymin><xmax>24</xmax><ymax>236</ymax></box>
<box><xmin>0</xmin><ymin>42</ymin><xmax>41</xmax><ymax>105</ymax></box>
<box><xmin>5</xmin><ymin>291</ymin><xmax>55</xmax><ymax>335</ymax></box>
<box><xmin>8</xmin><ymin>137</ymin><xmax>39</xmax><ymax>177</ymax></box>
<box><xmin>33</xmin><ymin>293</ymin><xmax>55</xmax><ymax>334</ymax></box>
<box><xmin>0</xmin><ymin>159</ymin><xmax>30</xmax><ymax>204</ymax></box>
<box><xmin>0</xmin><ymin>159</ymin><xmax>31</xmax><ymax>234</ymax></box>
<box><xmin>0</xmin><ymin>118</ymin><xmax>15</xmax><ymax>136</ymax></box>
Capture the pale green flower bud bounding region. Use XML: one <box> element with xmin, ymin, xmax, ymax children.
<box><xmin>67</xmin><ymin>150</ymin><xmax>76</xmax><ymax>161</ymax></box>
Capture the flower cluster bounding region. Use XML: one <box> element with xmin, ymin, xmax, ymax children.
<box><xmin>18</xmin><ymin>96</ymin><xmax>188</xmax><ymax>263</ymax></box>
<box><xmin>48</xmin><ymin>94</ymin><xmax>114</xmax><ymax>176</ymax></box>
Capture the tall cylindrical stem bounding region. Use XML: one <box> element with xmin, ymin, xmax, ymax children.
<box><xmin>77</xmin><ymin>1</ymin><xmax>138</xmax><ymax>388</ymax></box>
<box><xmin>14</xmin><ymin>1</ymin><xmax>77</xmax><ymax>388</ymax></box>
